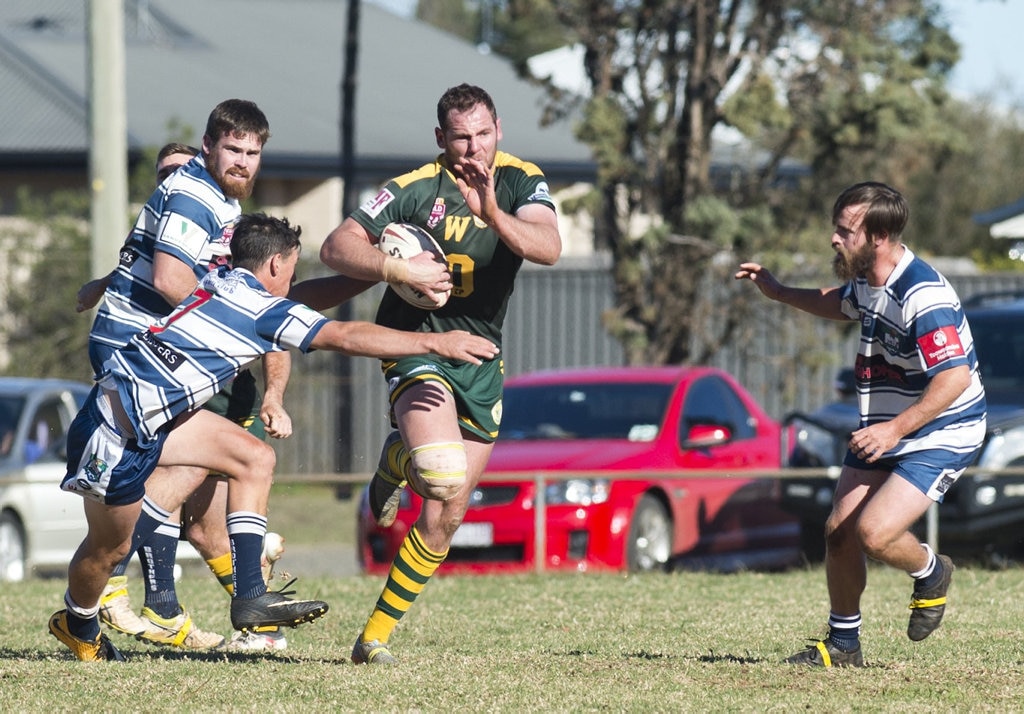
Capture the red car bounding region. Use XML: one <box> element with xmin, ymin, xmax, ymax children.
<box><xmin>357</xmin><ymin>366</ymin><xmax>800</xmax><ymax>574</ymax></box>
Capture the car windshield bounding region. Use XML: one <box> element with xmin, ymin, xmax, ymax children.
<box><xmin>0</xmin><ymin>395</ymin><xmax>26</xmax><ymax>461</ymax></box>
<box><xmin>501</xmin><ymin>383</ymin><xmax>671</xmax><ymax>441</ymax></box>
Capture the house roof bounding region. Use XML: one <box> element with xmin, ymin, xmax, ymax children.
<box><xmin>973</xmin><ymin>196</ymin><xmax>1024</xmax><ymax>239</ymax></box>
<box><xmin>0</xmin><ymin>0</ymin><xmax>595</xmax><ymax>183</ymax></box>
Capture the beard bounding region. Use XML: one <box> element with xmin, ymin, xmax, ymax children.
<box><xmin>832</xmin><ymin>241</ymin><xmax>876</xmax><ymax>282</ymax></box>
<box><xmin>207</xmin><ymin>156</ymin><xmax>258</xmax><ymax>200</ymax></box>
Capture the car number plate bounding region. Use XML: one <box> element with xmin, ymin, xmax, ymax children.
<box><xmin>450</xmin><ymin>522</ymin><xmax>493</xmax><ymax>547</ymax></box>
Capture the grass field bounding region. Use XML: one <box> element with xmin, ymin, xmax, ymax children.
<box><xmin>6</xmin><ymin>485</ymin><xmax>1024</xmax><ymax>712</ymax></box>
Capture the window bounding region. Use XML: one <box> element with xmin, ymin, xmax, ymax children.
<box><xmin>680</xmin><ymin>376</ymin><xmax>756</xmax><ymax>444</ymax></box>
<box><xmin>24</xmin><ymin>399</ymin><xmax>64</xmax><ymax>464</ymax></box>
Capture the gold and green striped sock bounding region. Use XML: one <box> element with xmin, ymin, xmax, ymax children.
<box><xmin>362</xmin><ymin>526</ymin><xmax>446</xmax><ymax>644</ymax></box>
<box><xmin>206</xmin><ymin>553</ymin><xmax>234</xmax><ymax>595</ymax></box>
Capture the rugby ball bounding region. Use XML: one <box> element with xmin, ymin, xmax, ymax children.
<box><xmin>377</xmin><ymin>222</ymin><xmax>450</xmax><ymax>310</ymax></box>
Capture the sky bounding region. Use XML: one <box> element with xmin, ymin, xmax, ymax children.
<box><xmin>368</xmin><ymin>0</ymin><xmax>1023</xmax><ymax>108</ymax></box>
<box><xmin>943</xmin><ymin>0</ymin><xmax>1024</xmax><ymax>107</ymax></box>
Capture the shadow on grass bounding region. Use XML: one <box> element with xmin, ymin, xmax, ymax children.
<box><xmin>7</xmin><ymin>646</ymin><xmax>350</xmax><ymax>666</ymax></box>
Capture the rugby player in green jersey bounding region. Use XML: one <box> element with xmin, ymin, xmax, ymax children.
<box><xmin>320</xmin><ymin>83</ymin><xmax>562</xmax><ymax>664</ymax></box>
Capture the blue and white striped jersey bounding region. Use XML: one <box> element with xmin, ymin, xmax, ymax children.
<box><xmin>105</xmin><ymin>267</ymin><xmax>329</xmax><ymax>444</ymax></box>
<box><xmin>839</xmin><ymin>246</ymin><xmax>987</xmax><ymax>456</ymax></box>
<box><xmin>90</xmin><ymin>155</ymin><xmax>240</xmax><ymax>355</ymax></box>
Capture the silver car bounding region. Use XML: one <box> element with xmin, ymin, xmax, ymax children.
<box><xmin>0</xmin><ymin>377</ymin><xmax>208</xmax><ymax>581</ymax></box>
<box><xmin>0</xmin><ymin>377</ymin><xmax>92</xmax><ymax>581</ymax></box>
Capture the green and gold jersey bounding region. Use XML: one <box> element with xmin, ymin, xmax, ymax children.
<box><xmin>351</xmin><ymin>151</ymin><xmax>556</xmax><ymax>346</ymax></box>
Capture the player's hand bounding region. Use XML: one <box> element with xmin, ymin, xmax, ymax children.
<box><xmin>735</xmin><ymin>262</ymin><xmax>784</xmax><ymax>301</ymax></box>
<box><xmin>260</xmin><ymin>400</ymin><xmax>293</xmax><ymax>439</ymax></box>
<box><xmin>403</xmin><ymin>251</ymin><xmax>452</xmax><ymax>301</ymax></box>
<box><xmin>452</xmin><ymin>157</ymin><xmax>498</xmax><ymax>223</ymax></box>
<box><xmin>430</xmin><ymin>331</ymin><xmax>500</xmax><ymax>365</ymax></box>
<box><xmin>849</xmin><ymin>423</ymin><xmax>900</xmax><ymax>463</ymax></box>
<box><xmin>76</xmin><ymin>278</ymin><xmax>108</xmax><ymax>313</ymax></box>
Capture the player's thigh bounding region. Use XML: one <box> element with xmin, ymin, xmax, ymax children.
<box><xmin>183</xmin><ymin>475</ymin><xmax>228</xmax><ymax>522</ymax></box>
<box><xmin>162</xmin><ymin>410</ymin><xmax>274</xmax><ymax>477</ymax></box>
<box><xmin>395</xmin><ymin>380</ymin><xmax>462</xmax><ymax>445</ymax></box>
<box><xmin>856</xmin><ymin>473</ymin><xmax>933</xmax><ymax>542</ymax></box>
<box><xmin>144</xmin><ymin>464</ymin><xmax>209</xmax><ymax>512</ymax></box>
<box><xmin>828</xmin><ymin>466</ymin><xmax>886</xmax><ymax>530</ymax></box>
<box><xmin>82</xmin><ymin>497</ymin><xmax>142</xmax><ymax>553</ymax></box>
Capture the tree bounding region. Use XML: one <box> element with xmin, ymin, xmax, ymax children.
<box><xmin>2</xmin><ymin>188</ymin><xmax>93</xmax><ymax>381</ymax></box>
<box><xmin>521</xmin><ymin>1</ymin><xmax>963</xmax><ymax>365</ymax></box>
<box><xmin>0</xmin><ymin>142</ymin><xmax>182</xmax><ymax>381</ymax></box>
<box><xmin>904</xmin><ymin>93</ymin><xmax>1024</xmax><ymax>266</ymax></box>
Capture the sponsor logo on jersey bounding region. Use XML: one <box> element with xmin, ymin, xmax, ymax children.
<box><xmin>138</xmin><ymin>330</ymin><xmax>185</xmax><ymax>370</ymax></box>
<box><xmin>427</xmin><ymin>199</ymin><xmax>446</xmax><ymax>229</ymax></box>
<box><xmin>854</xmin><ymin>354</ymin><xmax>907</xmax><ymax>386</ymax></box>
<box><xmin>360</xmin><ymin>188</ymin><xmax>395</xmax><ymax>219</ymax></box>
<box><xmin>444</xmin><ymin>215</ymin><xmax>474</xmax><ymax>242</ymax></box>
<box><xmin>528</xmin><ymin>181</ymin><xmax>551</xmax><ymax>203</ymax></box>
<box><xmin>917</xmin><ymin>325</ymin><xmax>964</xmax><ymax>368</ymax></box>
<box><xmin>118</xmin><ymin>246</ymin><xmax>138</xmax><ymax>267</ymax></box>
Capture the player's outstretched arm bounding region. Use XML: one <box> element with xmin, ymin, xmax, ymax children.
<box><xmin>735</xmin><ymin>261</ymin><xmax>845</xmax><ymax>320</ymax></box>
<box><xmin>288</xmin><ymin>274</ymin><xmax>377</xmax><ymax>311</ymax></box>
<box><xmin>76</xmin><ymin>271</ymin><xmax>114</xmax><ymax>312</ymax></box>
<box><xmin>310</xmin><ymin>322</ymin><xmax>499</xmax><ymax>365</ymax></box>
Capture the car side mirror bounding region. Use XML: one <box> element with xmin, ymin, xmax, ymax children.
<box><xmin>683</xmin><ymin>423</ymin><xmax>732</xmax><ymax>449</ymax></box>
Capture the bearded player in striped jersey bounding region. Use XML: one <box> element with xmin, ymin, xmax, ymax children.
<box><xmin>48</xmin><ymin>212</ymin><xmax>499</xmax><ymax>661</ymax></box>
<box><xmin>320</xmin><ymin>83</ymin><xmax>562</xmax><ymax>665</ymax></box>
<box><xmin>737</xmin><ymin>182</ymin><xmax>986</xmax><ymax>667</ymax></box>
<box><xmin>84</xmin><ymin>102</ymin><xmax>294</xmax><ymax>652</ymax></box>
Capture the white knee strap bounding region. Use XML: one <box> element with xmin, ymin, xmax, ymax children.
<box><xmin>408</xmin><ymin>441</ymin><xmax>467</xmax><ymax>501</ymax></box>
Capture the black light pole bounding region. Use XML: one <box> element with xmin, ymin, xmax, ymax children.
<box><xmin>335</xmin><ymin>0</ymin><xmax>361</xmax><ymax>476</ymax></box>
<box><xmin>341</xmin><ymin>0</ymin><xmax>360</xmax><ymax>216</ymax></box>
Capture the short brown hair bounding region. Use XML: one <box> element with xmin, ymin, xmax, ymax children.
<box><xmin>230</xmin><ymin>213</ymin><xmax>302</xmax><ymax>270</ymax></box>
<box><xmin>436</xmin><ymin>84</ymin><xmax>497</xmax><ymax>131</ymax></box>
<box><xmin>156</xmin><ymin>142</ymin><xmax>199</xmax><ymax>163</ymax></box>
<box><xmin>204</xmin><ymin>99</ymin><xmax>271</xmax><ymax>146</ymax></box>
<box><xmin>832</xmin><ymin>181</ymin><xmax>908</xmax><ymax>242</ymax></box>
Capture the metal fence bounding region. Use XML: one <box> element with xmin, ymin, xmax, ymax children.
<box><xmin>269</xmin><ymin>262</ymin><xmax>1024</xmax><ymax>476</ymax></box>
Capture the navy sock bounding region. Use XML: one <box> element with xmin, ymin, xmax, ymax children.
<box><xmin>827</xmin><ymin>612</ymin><xmax>861</xmax><ymax>652</ymax></box>
<box><xmin>916</xmin><ymin>552</ymin><xmax>944</xmax><ymax>591</ymax></box>
<box><xmin>139</xmin><ymin>521</ymin><xmax>181</xmax><ymax>618</ymax></box>
<box><xmin>227</xmin><ymin>511</ymin><xmax>268</xmax><ymax>600</ymax></box>
<box><xmin>113</xmin><ymin>497</ymin><xmax>171</xmax><ymax>575</ymax></box>
<box><xmin>64</xmin><ymin>592</ymin><xmax>100</xmax><ymax>641</ymax></box>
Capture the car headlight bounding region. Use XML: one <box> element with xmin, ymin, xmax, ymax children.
<box><xmin>545</xmin><ymin>478</ymin><xmax>610</xmax><ymax>506</ymax></box>
<box><xmin>978</xmin><ymin>426</ymin><xmax>1024</xmax><ymax>469</ymax></box>
<box><xmin>975</xmin><ymin>485</ymin><xmax>998</xmax><ymax>507</ymax></box>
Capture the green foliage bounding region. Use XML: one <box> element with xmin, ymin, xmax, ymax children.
<box><xmin>416</xmin><ymin>0</ymin><xmax>480</xmax><ymax>43</ymax></box>
<box><xmin>492</xmin><ymin>0</ymin><xmax>568</xmax><ymax>68</ymax></box>
<box><xmin>904</xmin><ymin>95</ymin><xmax>1024</xmax><ymax>263</ymax></box>
<box><xmin>128</xmin><ymin>119</ymin><xmax>195</xmax><ymax>203</ymax></box>
<box><xmin>2</xmin><ymin>188</ymin><xmax>93</xmax><ymax>381</ymax></box>
<box><xmin>523</xmin><ymin>1</ymin><xmax>979</xmax><ymax>365</ymax></box>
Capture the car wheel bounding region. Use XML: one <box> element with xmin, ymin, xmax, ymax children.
<box><xmin>0</xmin><ymin>512</ymin><xmax>27</xmax><ymax>582</ymax></box>
<box><xmin>627</xmin><ymin>494</ymin><xmax>672</xmax><ymax>572</ymax></box>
